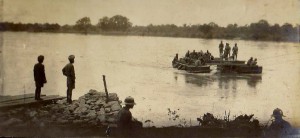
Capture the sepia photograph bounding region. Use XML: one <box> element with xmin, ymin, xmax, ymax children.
<box><xmin>0</xmin><ymin>0</ymin><xmax>300</xmax><ymax>137</ymax></box>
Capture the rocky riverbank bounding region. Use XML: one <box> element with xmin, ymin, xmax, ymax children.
<box><xmin>0</xmin><ymin>90</ymin><xmax>298</xmax><ymax>137</ymax></box>
<box><xmin>0</xmin><ymin>89</ymin><xmax>122</xmax><ymax>128</ymax></box>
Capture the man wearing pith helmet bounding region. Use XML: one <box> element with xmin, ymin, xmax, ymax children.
<box><xmin>62</xmin><ymin>55</ymin><xmax>76</xmax><ymax>104</ymax></box>
<box><xmin>266</xmin><ymin>108</ymin><xmax>293</xmax><ymax>137</ymax></box>
<box><xmin>117</xmin><ymin>96</ymin><xmax>142</xmax><ymax>129</ymax></box>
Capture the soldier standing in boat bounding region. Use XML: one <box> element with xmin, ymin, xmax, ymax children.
<box><xmin>33</xmin><ymin>55</ymin><xmax>47</xmax><ymax>100</ymax></box>
<box><xmin>224</xmin><ymin>43</ymin><xmax>231</xmax><ymax>60</ymax></box>
<box><xmin>232</xmin><ymin>43</ymin><xmax>238</xmax><ymax>60</ymax></box>
<box><xmin>219</xmin><ymin>41</ymin><xmax>224</xmax><ymax>57</ymax></box>
<box><xmin>62</xmin><ymin>55</ymin><xmax>76</xmax><ymax>104</ymax></box>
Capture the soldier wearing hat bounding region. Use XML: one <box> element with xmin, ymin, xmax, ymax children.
<box><xmin>33</xmin><ymin>55</ymin><xmax>47</xmax><ymax>100</ymax></box>
<box><xmin>266</xmin><ymin>108</ymin><xmax>293</xmax><ymax>137</ymax></box>
<box><xmin>219</xmin><ymin>41</ymin><xmax>224</xmax><ymax>57</ymax></box>
<box><xmin>117</xmin><ymin>96</ymin><xmax>142</xmax><ymax>129</ymax></box>
<box><xmin>224</xmin><ymin>43</ymin><xmax>231</xmax><ymax>60</ymax></box>
<box><xmin>232</xmin><ymin>43</ymin><xmax>238</xmax><ymax>60</ymax></box>
<box><xmin>62</xmin><ymin>55</ymin><xmax>76</xmax><ymax>104</ymax></box>
<box><xmin>116</xmin><ymin>96</ymin><xmax>142</xmax><ymax>136</ymax></box>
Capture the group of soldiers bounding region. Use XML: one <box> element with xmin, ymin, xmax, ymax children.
<box><xmin>172</xmin><ymin>50</ymin><xmax>214</xmax><ymax>67</ymax></box>
<box><xmin>219</xmin><ymin>41</ymin><xmax>238</xmax><ymax>60</ymax></box>
<box><xmin>246</xmin><ymin>57</ymin><xmax>258</xmax><ymax>66</ymax></box>
<box><xmin>33</xmin><ymin>55</ymin><xmax>75</xmax><ymax>103</ymax></box>
<box><xmin>33</xmin><ymin>53</ymin><xmax>295</xmax><ymax>137</ymax></box>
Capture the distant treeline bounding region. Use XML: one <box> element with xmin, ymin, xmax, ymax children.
<box><xmin>0</xmin><ymin>15</ymin><xmax>299</xmax><ymax>42</ymax></box>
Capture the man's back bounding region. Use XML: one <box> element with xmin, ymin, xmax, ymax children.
<box><xmin>34</xmin><ymin>63</ymin><xmax>45</xmax><ymax>83</ymax></box>
<box><xmin>268</xmin><ymin>119</ymin><xmax>292</xmax><ymax>137</ymax></box>
<box><xmin>62</xmin><ymin>63</ymin><xmax>75</xmax><ymax>79</ymax></box>
<box><xmin>233</xmin><ymin>46</ymin><xmax>238</xmax><ymax>52</ymax></box>
<box><xmin>226</xmin><ymin>46</ymin><xmax>231</xmax><ymax>51</ymax></box>
<box><xmin>219</xmin><ymin>43</ymin><xmax>224</xmax><ymax>49</ymax></box>
<box><xmin>247</xmin><ymin>59</ymin><xmax>253</xmax><ymax>65</ymax></box>
<box><xmin>117</xmin><ymin>107</ymin><xmax>132</xmax><ymax>128</ymax></box>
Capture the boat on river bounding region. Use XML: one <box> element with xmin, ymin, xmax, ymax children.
<box><xmin>172</xmin><ymin>50</ymin><xmax>262</xmax><ymax>74</ymax></box>
<box><xmin>172</xmin><ymin>61</ymin><xmax>211</xmax><ymax>73</ymax></box>
<box><xmin>208</xmin><ymin>58</ymin><xmax>262</xmax><ymax>73</ymax></box>
<box><xmin>217</xmin><ymin>64</ymin><xmax>262</xmax><ymax>74</ymax></box>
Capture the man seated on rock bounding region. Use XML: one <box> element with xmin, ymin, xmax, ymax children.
<box><xmin>117</xmin><ymin>96</ymin><xmax>142</xmax><ymax>130</ymax></box>
<box><xmin>265</xmin><ymin>108</ymin><xmax>294</xmax><ymax>137</ymax></box>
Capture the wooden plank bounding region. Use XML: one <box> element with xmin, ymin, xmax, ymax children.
<box><xmin>0</xmin><ymin>93</ymin><xmax>35</xmax><ymax>99</ymax></box>
<box><xmin>0</xmin><ymin>93</ymin><xmax>46</xmax><ymax>103</ymax></box>
<box><xmin>186</xmin><ymin>65</ymin><xmax>211</xmax><ymax>73</ymax></box>
<box><xmin>0</xmin><ymin>95</ymin><xmax>62</xmax><ymax>105</ymax></box>
<box><xmin>207</xmin><ymin>60</ymin><xmax>246</xmax><ymax>65</ymax></box>
<box><xmin>0</xmin><ymin>96</ymin><xmax>65</xmax><ymax>109</ymax></box>
<box><xmin>0</xmin><ymin>95</ymin><xmax>65</xmax><ymax>109</ymax></box>
<box><xmin>0</xmin><ymin>95</ymin><xmax>46</xmax><ymax>104</ymax></box>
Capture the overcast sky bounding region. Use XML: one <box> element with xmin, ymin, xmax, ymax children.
<box><xmin>1</xmin><ymin>0</ymin><xmax>300</xmax><ymax>26</ymax></box>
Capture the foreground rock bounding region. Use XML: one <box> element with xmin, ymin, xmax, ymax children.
<box><xmin>197</xmin><ymin>113</ymin><xmax>260</xmax><ymax>129</ymax></box>
<box><xmin>0</xmin><ymin>89</ymin><xmax>122</xmax><ymax>127</ymax></box>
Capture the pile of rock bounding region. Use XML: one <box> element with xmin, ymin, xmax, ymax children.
<box><xmin>46</xmin><ymin>89</ymin><xmax>122</xmax><ymax>126</ymax></box>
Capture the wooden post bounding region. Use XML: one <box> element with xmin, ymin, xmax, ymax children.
<box><xmin>23</xmin><ymin>85</ymin><xmax>25</xmax><ymax>103</ymax></box>
<box><xmin>102</xmin><ymin>75</ymin><xmax>109</xmax><ymax>103</ymax></box>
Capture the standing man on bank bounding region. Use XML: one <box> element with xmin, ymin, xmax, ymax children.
<box><xmin>34</xmin><ymin>55</ymin><xmax>47</xmax><ymax>100</ymax></box>
<box><xmin>62</xmin><ymin>55</ymin><xmax>76</xmax><ymax>104</ymax></box>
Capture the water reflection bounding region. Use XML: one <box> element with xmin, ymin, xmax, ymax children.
<box><xmin>3</xmin><ymin>32</ymin><xmax>300</xmax><ymax>127</ymax></box>
<box><xmin>175</xmin><ymin>72</ymin><xmax>262</xmax><ymax>89</ymax></box>
<box><xmin>216</xmin><ymin>72</ymin><xmax>262</xmax><ymax>89</ymax></box>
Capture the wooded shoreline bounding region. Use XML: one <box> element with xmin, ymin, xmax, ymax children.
<box><xmin>1</xmin><ymin>16</ymin><xmax>299</xmax><ymax>43</ymax></box>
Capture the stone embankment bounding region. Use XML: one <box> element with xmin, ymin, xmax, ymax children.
<box><xmin>0</xmin><ymin>89</ymin><xmax>122</xmax><ymax>127</ymax></box>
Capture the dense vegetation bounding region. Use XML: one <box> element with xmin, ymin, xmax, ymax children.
<box><xmin>0</xmin><ymin>15</ymin><xmax>299</xmax><ymax>42</ymax></box>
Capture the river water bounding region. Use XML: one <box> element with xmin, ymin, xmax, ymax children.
<box><xmin>1</xmin><ymin>32</ymin><xmax>300</xmax><ymax>127</ymax></box>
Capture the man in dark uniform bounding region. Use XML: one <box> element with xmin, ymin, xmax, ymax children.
<box><xmin>266</xmin><ymin>108</ymin><xmax>293</xmax><ymax>137</ymax></box>
<box><xmin>117</xmin><ymin>96</ymin><xmax>142</xmax><ymax>136</ymax></box>
<box><xmin>62</xmin><ymin>55</ymin><xmax>75</xmax><ymax>104</ymax></box>
<box><xmin>33</xmin><ymin>55</ymin><xmax>47</xmax><ymax>100</ymax></box>
<box><xmin>219</xmin><ymin>41</ymin><xmax>224</xmax><ymax>57</ymax></box>
<box><xmin>117</xmin><ymin>96</ymin><xmax>142</xmax><ymax>128</ymax></box>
